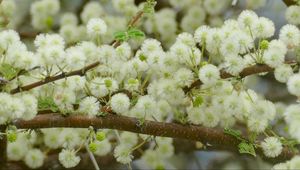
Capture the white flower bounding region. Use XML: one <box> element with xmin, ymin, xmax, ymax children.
<box><xmin>24</xmin><ymin>149</ymin><xmax>45</xmax><ymax>169</ymax></box>
<box><xmin>120</xmin><ymin>132</ymin><xmax>138</xmax><ymax>147</ymax></box>
<box><xmin>194</xmin><ymin>25</ymin><xmax>210</xmax><ymax>45</ymax></box>
<box><xmin>174</xmin><ymin>68</ymin><xmax>194</xmax><ymax>87</ymax></box>
<box><xmin>93</xmin><ymin>139</ymin><xmax>112</xmax><ymax>156</ymax></box>
<box><xmin>20</xmin><ymin>94</ymin><xmax>38</xmax><ymax>121</ymax></box>
<box><xmin>253</xmin><ymin>17</ymin><xmax>275</xmax><ymax>38</ymax></box>
<box><xmin>290</xmin><ymin>156</ymin><xmax>300</xmax><ymax>169</ymax></box>
<box><xmin>279</xmin><ymin>24</ymin><xmax>300</xmax><ymax>49</ymax></box>
<box><xmin>237</xmin><ymin>10</ymin><xmax>258</xmax><ymax>30</ymax></box>
<box><xmin>285</xmin><ymin>5</ymin><xmax>300</xmax><ymax>25</ymax></box>
<box><xmin>58</xmin><ymin>149</ymin><xmax>81</xmax><ymax>168</ymax></box>
<box><xmin>141</xmin><ymin>39</ymin><xmax>163</xmax><ymax>56</ymax></box>
<box><xmin>87</xmin><ymin>18</ymin><xmax>107</xmax><ymax>36</ymax></box>
<box><xmin>59</xmin><ymin>129</ymin><xmax>80</xmax><ymax>149</ymax></box>
<box><xmin>114</xmin><ymin>144</ymin><xmax>133</xmax><ymax>164</ymax></box>
<box><xmin>287</xmin><ymin>74</ymin><xmax>300</xmax><ymax>96</ymax></box>
<box><xmin>272</xmin><ymin>162</ymin><xmax>289</xmax><ymax>170</ymax></box>
<box><xmin>198</xmin><ymin>64</ymin><xmax>220</xmax><ymax>86</ymax></box>
<box><xmin>263</xmin><ymin>49</ymin><xmax>285</xmax><ymax>68</ymax></box>
<box><xmin>261</xmin><ymin>137</ymin><xmax>283</xmax><ymax>158</ymax></box>
<box><xmin>224</xmin><ymin>55</ymin><xmax>246</xmax><ymax>76</ymax></box>
<box><xmin>110</xmin><ymin>93</ymin><xmax>130</xmax><ymax>115</ymax></box>
<box><xmin>7</xmin><ymin>141</ymin><xmax>28</xmax><ymax>161</ymax></box>
<box><xmin>274</xmin><ymin>64</ymin><xmax>293</xmax><ymax>83</ymax></box>
<box><xmin>220</xmin><ymin>37</ymin><xmax>240</xmax><ymax>57</ymax></box>
<box><xmin>78</xmin><ymin>96</ymin><xmax>100</xmax><ymax>117</ymax></box>
<box><xmin>202</xmin><ymin>107</ymin><xmax>220</xmax><ymax>128</ymax></box>
<box><xmin>43</xmin><ymin>128</ymin><xmax>62</xmax><ymax>149</ymax></box>
<box><xmin>247</xmin><ymin>117</ymin><xmax>268</xmax><ymax>133</ymax></box>
<box><xmin>60</xmin><ymin>12</ymin><xmax>78</xmax><ymax>26</ymax></box>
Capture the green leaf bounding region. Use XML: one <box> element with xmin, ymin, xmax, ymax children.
<box><xmin>193</xmin><ymin>96</ymin><xmax>203</xmax><ymax>107</ymax></box>
<box><xmin>238</xmin><ymin>142</ymin><xmax>256</xmax><ymax>157</ymax></box>
<box><xmin>0</xmin><ymin>63</ymin><xmax>20</xmax><ymax>80</ymax></box>
<box><xmin>128</xmin><ymin>28</ymin><xmax>145</xmax><ymax>39</ymax></box>
<box><xmin>38</xmin><ymin>96</ymin><xmax>58</xmax><ymax>112</ymax></box>
<box><xmin>224</xmin><ymin>128</ymin><xmax>244</xmax><ymax>141</ymax></box>
<box><xmin>113</xmin><ymin>31</ymin><xmax>129</xmax><ymax>42</ymax></box>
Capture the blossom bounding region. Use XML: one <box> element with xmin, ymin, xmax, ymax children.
<box><xmin>24</xmin><ymin>149</ymin><xmax>45</xmax><ymax>169</ymax></box>
<box><xmin>58</xmin><ymin>149</ymin><xmax>81</xmax><ymax>168</ymax></box>
<box><xmin>198</xmin><ymin>64</ymin><xmax>220</xmax><ymax>86</ymax></box>
<box><xmin>110</xmin><ymin>93</ymin><xmax>130</xmax><ymax>115</ymax></box>
<box><xmin>78</xmin><ymin>96</ymin><xmax>100</xmax><ymax>117</ymax></box>
<box><xmin>261</xmin><ymin>137</ymin><xmax>283</xmax><ymax>158</ymax></box>
<box><xmin>87</xmin><ymin>18</ymin><xmax>107</xmax><ymax>36</ymax></box>
<box><xmin>114</xmin><ymin>144</ymin><xmax>133</xmax><ymax>164</ymax></box>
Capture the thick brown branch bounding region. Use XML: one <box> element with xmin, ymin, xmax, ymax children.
<box><xmin>10</xmin><ymin>62</ymin><xmax>100</xmax><ymax>94</ymax></box>
<box><xmin>13</xmin><ymin>113</ymin><xmax>296</xmax><ymax>163</ymax></box>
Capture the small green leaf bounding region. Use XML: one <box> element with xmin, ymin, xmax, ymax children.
<box><xmin>128</xmin><ymin>28</ymin><xmax>145</xmax><ymax>39</ymax></box>
<box><xmin>38</xmin><ymin>96</ymin><xmax>59</xmax><ymax>112</ymax></box>
<box><xmin>224</xmin><ymin>128</ymin><xmax>244</xmax><ymax>141</ymax></box>
<box><xmin>238</xmin><ymin>142</ymin><xmax>256</xmax><ymax>157</ymax></box>
<box><xmin>193</xmin><ymin>96</ymin><xmax>203</xmax><ymax>107</ymax></box>
<box><xmin>114</xmin><ymin>31</ymin><xmax>128</xmax><ymax>42</ymax></box>
<box><xmin>0</xmin><ymin>63</ymin><xmax>20</xmax><ymax>80</ymax></box>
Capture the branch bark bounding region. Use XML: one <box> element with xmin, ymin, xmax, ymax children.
<box><xmin>12</xmin><ymin>113</ymin><xmax>296</xmax><ymax>163</ymax></box>
<box><xmin>10</xmin><ymin>61</ymin><xmax>100</xmax><ymax>94</ymax></box>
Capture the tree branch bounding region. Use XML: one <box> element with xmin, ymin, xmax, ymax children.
<box><xmin>283</xmin><ymin>0</ymin><xmax>297</xmax><ymax>6</ymax></box>
<box><xmin>10</xmin><ymin>61</ymin><xmax>100</xmax><ymax>94</ymax></box>
<box><xmin>12</xmin><ymin>113</ymin><xmax>296</xmax><ymax>163</ymax></box>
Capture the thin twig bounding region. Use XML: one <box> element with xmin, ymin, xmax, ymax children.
<box><xmin>85</xmin><ymin>143</ymin><xmax>100</xmax><ymax>170</ymax></box>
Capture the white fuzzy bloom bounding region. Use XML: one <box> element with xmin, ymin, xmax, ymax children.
<box><xmin>224</xmin><ymin>56</ymin><xmax>246</xmax><ymax>76</ymax></box>
<box><xmin>93</xmin><ymin>139</ymin><xmax>112</xmax><ymax>156</ymax></box>
<box><xmin>43</xmin><ymin>128</ymin><xmax>62</xmax><ymax>149</ymax></box>
<box><xmin>287</xmin><ymin>74</ymin><xmax>300</xmax><ymax>96</ymax></box>
<box><xmin>279</xmin><ymin>24</ymin><xmax>300</xmax><ymax>49</ymax></box>
<box><xmin>110</xmin><ymin>93</ymin><xmax>130</xmax><ymax>115</ymax></box>
<box><xmin>7</xmin><ymin>141</ymin><xmax>28</xmax><ymax>161</ymax></box>
<box><xmin>194</xmin><ymin>25</ymin><xmax>210</xmax><ymax>45</ymax></box>
<box><xmin>20</xmin><ymin>94</ymin><xmax>38</xmax><ymax>120</ymax></box>
<box><xmin>263</xmin><ymin>49</ymin><xmax>285</xmax><ymax>68</ymax></box>
<box><xmin>87</xmin><ymin>18</ymin><xmax>107</xmax><ymax>36</ymax></box>
<box><xmin>176</xmin><ymin>32</ymin><xmax>195</xmax><ymax>47</ymax></box>
<box><xmin>58</xmin><ymin>149</ymin><xmax>81</xmax><ymax>168</ymax></box>
<box><xmin>202</xmin><ymin>107</ymin><xmax>220</xmax><ymax>128</ymax></box>
<box><xmin>174</xmin><ymin>68</ymin><xmax>194</xmax><ymax>87</ymax></box>
<box><xmin>253</xmin><ymin>17</ymin><xmax>275</xmax><ymax>38</ymax></box>
<box><xmin>284</xmin><ymin>104</ymin><xmax>300</xmax><ymax>124</ymax></box>
<box><xmin>78</xmin><ymin>96</ymin><xmax>100</xmax><ymax>117</ymax></box>
<box><xmin>0</xmin><ymin>29</ymin><xmax>20</xmax><ymax>51</ymax></box>
<box><xmin>120</xmin><ymin>132</ymin><xmax>138</xmax><ymax>147</ymax></box>
<box><xmin>285</xmin><ymin>5</ymin><xmax>300</xmax><ymax>25</ymax></box>
<box><xmin>269</xmin><ymin>40</ymin><xmax>287</xmax><ymax>56</ymax></box>
<box><xmin>221</xmin><ymin>36</ymin><xmax>240</xmax><ymax>57</ymax></box>
<box><xmin>89</xmin><ymin>77</ymin><xmax>119</xmax><ymax>98</ymax></box>
<box><xmin>116</xmin><ymin>42</ymin><xmax>132</xmax><ymax>61</ymax></box>
<box><xmin>198</xmin><ymin>64</ymin><xmax>220</xmax><ymax>86</ymax></box>
<box><xmin>24</xmin><ymin>149</ymin><xmax>45</xmax><ymax>169</ymax></box>
<box><xmin>59</xmin><ymin>129</ymin><xmax>80</xmax><ymax>149</ymax></box>
<box><xmin>290</xmin><ymin>156</ymin><xmax>300</xmax><ymax>169</ymax></box>
<box><xmin>261</xmin><ymin>137</ymin><xmax>282</xmax><ymax>158</ymax></box>
<box><xmin>274</xmin><ymin>64</ymin><xmax>293</xmax><ymax>83</ymax></box>
<box><xmin>141</xmin><ymin>39</ymin><xmax>163</xmax><ymax>55</ymax></box>
<box><xmin>135</xmin><ymin>95</ymin><xmax>156</xmax><ymax>116</ymax></box>
<box><xmin>60</xmin><ymin>12</ymin><xmax>78</xmax><ymax>26</ymax></box>
<box><xmin>272</xmin><ymin>163</ymin><xmax>289</xmax><ymax>170</ymax></box>
<box><xmin>114</xmin><ymin>144</ymin><xmax>133</xmax><ymax>164</ymax></box>
<box><xmin>237</xmin><ymin>10</ymin><xmax>258</xmax><ymax>30</ymax></box>
<box><xmin>247</xmin><ymin>117</ymin><xmax>268</xmax><ymax>133</ymax></box>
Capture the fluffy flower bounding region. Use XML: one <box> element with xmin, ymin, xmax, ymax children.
<box><xmin>198</xmin><ymin>64</ymin><xmax>220</xmax><ymax>86</ymax></box>
<box><xmin>110</xmin><ymin>93</ymin><xmax>130</xmax><ymax>115</ymax></box>
<box><xmin>263</xmin><ymin>49</ymin><xmax>285</xmax><ymax>67</ymax></box>
<box><xmin>24</xmin><ymin>149</ymin><xmax>45</xmax><ymax>169</ymax></box>
<box><xmin>279</xmin><ymin>24</ymin><xmax>300</xmax><ymax>49</ymax></box>
<box><xmin>78</xmin><ymin>96</ymin><xmax>100</xmax><ymax>117</ymax></box>
<box><xmin>287</xmin><ymin>74</ymin><xmax>300</xmax><ymax>96</ymax></box>
<box><xmin>285</xmin><ymin>5</ymin><xmax>300</xmax><ymax>25</ymax></box>
<box><xmin>114</xmin><ymin>144</ymin><xmax>133</xmax><ymax>164</ymax></box>
<box><xmin>87</xmin><ymin>18</ymin><xmax>107</xmax><ymax>36</ymax></box>
<box><xmin>261</xmin><ymin>137</ymin><xmax>283</xmax><ymax>158</ymax></box>
<box><xmin>58</xmin><ymin>149</ymin><xmax>81</xmax><ymax>168</ymax></box>
<box><xmin>274</xmin><ymin>64</ymin><xmax>293</xmax><ymax>83</ymax></box>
